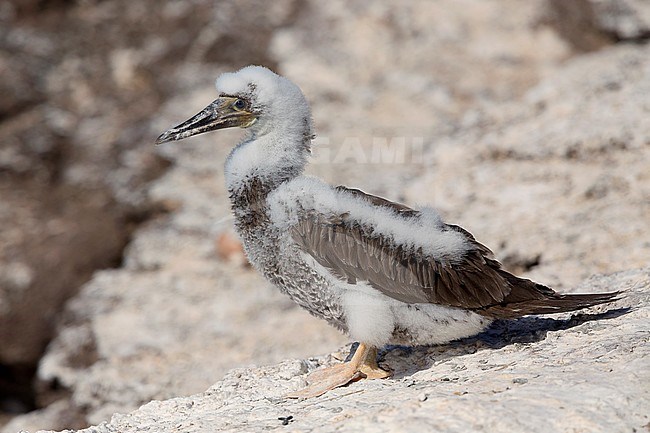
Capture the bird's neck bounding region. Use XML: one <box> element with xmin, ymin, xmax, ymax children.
<box><xmin>225</xmin><ymin>124</ymin><xmax>311</xmax><ymax>227</ymax></box>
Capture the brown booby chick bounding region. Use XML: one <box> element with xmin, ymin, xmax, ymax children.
<box><xmin>156</xmin><ymin>66</ymin><xmax>620</xmax><ymax>399</ymax></box>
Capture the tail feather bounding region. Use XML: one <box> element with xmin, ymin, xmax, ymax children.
<box><xmin>478</xmin><ymin>273</ymin><xmax>622</xmax><ymax>319</ymax></box>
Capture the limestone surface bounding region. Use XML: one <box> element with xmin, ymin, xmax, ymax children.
<box><xmin>34</xmin><ymin>268</ymin><xmax>650</xmax><ymax>433</ymax></box>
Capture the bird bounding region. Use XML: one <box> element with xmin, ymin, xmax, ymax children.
<box><xmin>156</xmin><ymin>65</ymin><xmax>620</xmax><ymax>399</ymax></box>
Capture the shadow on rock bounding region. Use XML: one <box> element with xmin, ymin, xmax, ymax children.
<box><xmin>382</xmin><ymin>307</ymin><xmax>631</xmax><ymax>379</ymax></box>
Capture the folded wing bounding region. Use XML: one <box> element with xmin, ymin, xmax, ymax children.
<box><xmin>291</xmin><ymin>186</ymin><xmax>515</xmax><ymax>309</ymax></box>
<box><xmin>290</xmin><ymin>186</ymin><xmax>620</xmax><ymax>318</ymax></box>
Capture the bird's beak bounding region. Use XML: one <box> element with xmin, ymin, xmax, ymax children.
<box><xmin>155</xmin><ymin>97</ymin><xmax>256</xmax><ymax>145</ymax></box>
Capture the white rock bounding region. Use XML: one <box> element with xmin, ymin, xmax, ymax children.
<box><xmin>32</xmin><ymin>269</ymin><xmax>649</xmax><ymax>433</ymax></box>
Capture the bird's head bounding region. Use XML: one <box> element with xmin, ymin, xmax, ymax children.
<box><xmin>156</xmin><ymin>66</ymin><xmax>312</xmax><ymax>145</ymax></box>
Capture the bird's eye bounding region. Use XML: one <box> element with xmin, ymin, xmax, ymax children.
<box><xmin>233</xmin><ymin>99</ymin><xmax>246</xmax><ymax>111</ymax></box>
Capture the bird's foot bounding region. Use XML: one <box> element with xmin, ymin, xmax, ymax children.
<box><xmin>285</xmin><ymin>343</ymin><xmax>390</xmax><ymax>399</ymax></box>
<box><xmin>285</xmin><ymin>362</ymin><xmax>364</xmax><ymax>399</ymax></box>
<box><xmin>359</xmin><ymin>362</ymin><xmax>391</xmax><ymax>379</ymax></box>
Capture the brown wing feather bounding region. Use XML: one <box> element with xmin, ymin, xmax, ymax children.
<box><xmin>292</xmin><ymin>186</ymin><xmax>620</xmax><ymax>316</ymax></box>
<box><xmin>291</xmin><ymin>186</ymin><xmax>512</xmax><ymax>309</ymax></box>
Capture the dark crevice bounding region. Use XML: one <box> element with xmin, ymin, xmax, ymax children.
<box><xmin>0</xmin><ymin>160</ymin><xmax>174</xmax><ymax>427</ymax></box>
<box><xmin>612</xmin><ymin>31</ymin><xmax>650</xmax><ymax>45</ymax></box>
<box><xmin>0</xmin><ymin>100</ymin><xmax>45</xmax><ymax>124</ymax></box>
<box><xmin>542</xmin><ymin>0</ymin><xmax>650</xmax><ymax>52</ymax></box>
<box><xmin>0</xmin><ymin>364</ymin><xmax>37</xmax><ymax>415</ymax></box>
<box><xmin>12</xmin><ymin>0</ymin><xmax>77</xmax><ymax>18</ymax></box>
<box><xmin>542</xmin><ymin>0</ymin><xmax>617</xmax><ymax>52</ymax></box>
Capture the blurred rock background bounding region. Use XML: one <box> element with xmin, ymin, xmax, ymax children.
<box><xmin>0</xmin><ymin>0</ymin><xmax>648</xmax><ymax>431</ymax></box>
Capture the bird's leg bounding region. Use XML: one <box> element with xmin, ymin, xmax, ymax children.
<box><xmin>359</xmin><ymin>346</ymin><xmax>391</xmax><ymax>379</ymax></box>
<box><xmin>285</xmin><ymin>343</ymin><xmax>390</xmax><ymax>399</ymax></box>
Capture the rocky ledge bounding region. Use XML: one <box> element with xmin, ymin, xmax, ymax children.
<box><xmin>28</xmin><ymin>268</ymin><xmax>649</xmax><ymax>433</ymax></box>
